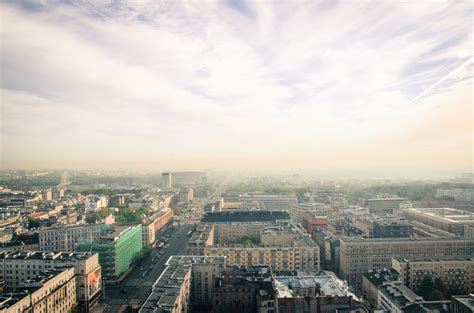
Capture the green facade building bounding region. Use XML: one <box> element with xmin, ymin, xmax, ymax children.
<box><xmin>76</xmin><ymin>224</ymin><xmax>143</xmax><ymax>281</ymax></box>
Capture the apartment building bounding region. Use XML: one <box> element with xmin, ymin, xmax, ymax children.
<box><xmin>339</xmin><ymin>237</ymin><xmax>474</xmax><ymax>285</ymax></box>
<box><xmin>392</xmin><ymin>257</ymin><xmax>474</xmax><ymax>293</ymax></box>
<box><xmin>302</xmin><ymin>214</ymin><xmax>328</xmax><ymax>239</ymax></box>
<box><xmin>367</xmin><ymin>198</ymin><xmax>408</xmax><ymax>214</ymax></box>
<box><xmin>378</xmin><ymin>281</ymin><xmax>425</xmax><ymax>313</ymax></box>
<box><xmin>49</xmin><ymin>209</ymin><xmax>78</xmax><ymax>225</ymax></box>
<box><xmin>162</xmin><ymin>172</ymin><xmax>172</xmax><ymax>190</ymax></box>
<box><xmin>140</xmin><ymin>256</ymin><xmax>226</xmax><ymax>313</ymax></box>
<box><xmin>451</xmin><ymin>295</ymin><xmax>474</xmax><ymax>313</ymax></box>
<box><xmin>372</xmin><ymin>219</ymin><xmax>413</xmax><ymax>238</ymax></box>
<box><xmin>178</xmin><ymin>188</ymin><xmax>193</xmax><ymax>203</ymax></box>
<box><xmin>0</xmin><ymin>267</ymin><xmax>76</xmax><ymax>313</ymax></box>
<box><xmin>362</xmin><ymin>269</ymin><xmax>451</xmax><ymax>313</ymax></box>
<box><xmin>436</xmin><ymin>188</ymin><xmax>474</xmax><ymax>202</ymax></box>
<box><xmin>186</xmin><ymin>224</ymin><xmax>215</xmax><ymax>255</ymax></box>
<box><xmin>276</xmin><ymin>272</ymin><xmax>364</xmax><ymax>313</ymax></box>
<box><xmin>205</xmin><ymin>224</ymin><xmax>319</xmax><ymax>273</ymax></box>
<box><xmin>75</xmin><ymin>224</ymin><xmax>142</xmax><ymax>282</ymax></box>
<box><xmin>400</xmin><ymin>208</ymin><xmax>474</xmax><ymax>236</ymax></box>
<box><xmin>290</xmin><ymin>203</ymin><xmax>333</xmax><ymax>224</ymax></box>
<box><xmin>202</xmin><ymin>210</ymin><xmax>290</xmax><ymax>223</ymax></box>
<box><xmin>212</xmin><ymin>266</ymin><xmax>277</xmax><ymax>313</ymax></box>
<box><xmin>141</xmin><ymin>207</ymin><xmax>173</xmax><ymax>246</ymax></box>
<box><xmin>38</xmin><ymin>223</ymin><xmax>103</xmax><ymax>252</ymax></box>
<box><xmin>215</xmin><ymin>223</ymin><xmax>267</xmax><ymax>244</ymax></box>
<box><xmin>0</xmin><ymin>251</ymin><xmax>102</xmax><ymax>311</ymax></box>
<box><xmin>362</xmin><ymin>269</ymin><xmax>400</xmax><ymax>309</ymax></box>
<box><xmin>239</xmin><ymin>193</ymin><xmax>297</xmax><ymax>211</ymax></box>
<box><xmin>190</xmin><ymin>221</ymin><xmax>319</xmax><ymax>273</ymax></box>
<box><xmin>312</xmin><ymin>186</ymin><xmax>347</xmax><ymax>209</ymax></box>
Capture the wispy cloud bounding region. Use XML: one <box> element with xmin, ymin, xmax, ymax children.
<box><xmin>0</xmin><ymin>0</ymin><xmax>472</xmax><ymax>174</ymax></box>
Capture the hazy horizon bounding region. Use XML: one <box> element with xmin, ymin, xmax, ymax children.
<box><xmin>1</xmin><ymin>1</ymin><xmax>473</xmax><ymax>178</ymax></box>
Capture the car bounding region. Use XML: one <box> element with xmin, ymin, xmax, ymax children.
<box><xmin>120</xmin><ymin>289</ymin><xmax>128</xmax><ymax>293</ymax></box>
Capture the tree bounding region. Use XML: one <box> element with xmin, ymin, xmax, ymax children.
<box><xmin>115</xmin><ymin>207</ymin><xmax>149</xmax><ymax>223</ymax></box>
<box><xmin>429</xmin><ymin>290</ymin><xmax>444</xmax><ymax>301</ymax></box>
<box><xmin>416</xmin><ymin>275</ymin><xmax>434</xmax><ymax>300</ymax></box>
<box><xmin>434</xmin><ymin>278</ymin><xmax>447</xmax><ymax>297</ymax></box>
<box><xmin>27</xmin><ymin>218</ymin><xmax>41</xmax><ymax>229</ymax></box>
<box><xmin>96</xmin><ymin>207</ymin><xmax>113</xmax><ymax>220</ymax></box>
<box><xmin>241</xmin><ymin>235</ymin><xmax>255</xmax><ymax>247</ymax></box>
<box><xmin>85</xmin><ymin>215</ymin><xmax>96</xmax><ymax>224</ymax></box>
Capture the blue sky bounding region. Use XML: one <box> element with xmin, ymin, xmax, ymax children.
<box><xmin>0</xmin><ymin>0</ymin><xmax>472</xmax><ymax>176</ymax></box>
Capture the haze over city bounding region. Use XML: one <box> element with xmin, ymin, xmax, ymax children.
<box><xmin>1</xmin><ymin>2</ymin><xmax>474</xmax><ymax>313</ymax></box>
<box><xmin>1</xmin><ymin>0</ymin><xmax>473</xmax><ymax>178</ymax></box>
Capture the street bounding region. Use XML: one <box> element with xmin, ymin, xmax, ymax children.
<box><xmin>99</xmin><ymin>223</ymin><xmax>193</xmax><ymax>313</ymax></box>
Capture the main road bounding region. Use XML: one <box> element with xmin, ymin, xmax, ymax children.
<box><xmin>99</xmin><ymin>224</ymin><xmax>193</xmax><ymax>313</ymax></box>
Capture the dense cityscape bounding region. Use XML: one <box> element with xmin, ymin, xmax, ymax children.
<box><xmin>1</xmin><ymin>0</ymin><xmax>473</xmax><ymax>312</ymax></box>
<box><xmin>0</xmin><ymin>170</ymin><xmax>472</xmax><ymax>312</ymax></box>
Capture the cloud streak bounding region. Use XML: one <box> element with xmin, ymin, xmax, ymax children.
<box><xmin>0</xmin><ymin>0</ymin><xmax>472</xmax><ymax>176</ymax></box>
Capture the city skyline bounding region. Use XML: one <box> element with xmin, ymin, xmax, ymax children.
<box><xmin>1</xmin><ymin>0</ymin><xmax>473</xmax><ymax>177</ymax></box>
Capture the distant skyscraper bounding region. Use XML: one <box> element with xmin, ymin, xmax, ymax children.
<box><xmin>162</xmin><ymin>172</ymin><xmax>172</xmax><ymax>190</ymax></box>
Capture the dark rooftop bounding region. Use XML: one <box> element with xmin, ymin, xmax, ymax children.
<box><xmin>202</xmin><ymin>210</ymin><xmax>290</xmax><ymax>223</ymax></box>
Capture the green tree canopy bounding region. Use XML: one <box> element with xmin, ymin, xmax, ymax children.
<box><xmin>241</xmin><ymin>235</ymin><xmax>255</xmax><ymax>247</ymax></box>
<box><xmin>27</xmin><ymin>218</ymin><xmax>41</xmax><ymax>229</ymax></box>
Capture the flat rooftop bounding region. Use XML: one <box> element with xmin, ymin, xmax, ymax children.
<box><xmin>140</xmin><ymin>256</ymin><xmax>226</xmax><ymax>313</ymax></box>
<box><xmin>393</xmin><ymin>257</ymin><xmax>474</xmax><ymax>263</ymax></box>
<box><xmin>368</xmin><ymin>198</ymin><xmax>408</xmax><ymax>201</ymax></box>
<box><xmin>0</xmin><ymin>250</ymin><xmax>96</xmax><ymax>261</ymax></box>
<box><xmin>404</xmin><ymin>208</ymin><xmax>474</xmax><ymax>224</ymax></box>
<box><xmin>0</xmin><ymin>267</ymin><xmax>74</xmax><ymax>309</ymax></box>
<box><xmin>379</xmin><ymin>281</ymin><xmax>423</xmax><ymax>309</ymax></box>
<box><xmin>340</xmin><ymin>236</ymin><xmax>472</xmax><ymax>243</ymax></box>
<box><xmin>275</xmin><ymin>272</ymin><xmax>359</xmax><ymax>299</ymax></box>
<box><xmin>452</xmin><ymin>295</ymin><xmax>474</xmax><ymax>310</ymax></box>
<box><xmin>202</xmin><ymin>210</ymin><xmax>290</xmax><ymax>223</ymax></box>
<box><xmin>101</xmin><ymin>224</ymin><xmax>137</xmax><ymax>240</ymax></box>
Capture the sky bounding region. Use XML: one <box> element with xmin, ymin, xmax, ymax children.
<box><xmin>0</xmin><ymin>0</ymin><xmax>473</xmax><ymax>178</ymax></box>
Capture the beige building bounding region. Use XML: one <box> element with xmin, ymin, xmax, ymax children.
<box><xmin>204</xmin><ymin>244</ymin><xmax>319</xmax><ymax>273</ymax></box>
<box><xmin>215</xmin><ymin>223</ymin><xmax>264</xmax><ymax>244</ymax></box>
<box><xmin>141</xmin><ymin>207</ymin><xmax>174</xmax><ymax>246</ymax></box>
<box><xmin>392</xmin><ymin>257</ymin><xmax>474</xmax><ymax>293</ymax></box>
<box><xmin>339</xmin><ymin>237</ymin><xmax>474</xmax><ymax>285</ymax></box>
<box><xmin>367</xmin><ymin>197</ymin><xmax>408</xmax><ymax>214</ymax></box>
<box><xmin>290</xmin><ymin>203</ymin><xmax>333</xmax><ymax>224</ymax></box>
<box><xmin>205</xmin><ymin>224</ymin><xmax>319</xmax><ymax>273</ymax></box>
<box><xmin>189</xmin><ymin>221</ymin><xmax>319</xmax><ymax>273</ymax></box>
<box><xmin>38</xmin><ymin>223</ymin><xmax>103</xmax><ymax>252</ymax></box>
<box><xmin>179</xmin><ymin>188</ymin><xmax>194</xmax><ymax>203</ymax></box>
<box><xmin>239</xmin><ymin>193</ymin><xmax>297</xmax><ymax>210</ymax></box>
<box><xmin>0</xmin><ymin>251</ymin><xmax>102</xmax><ymax>311</ymax></box>
<box><xmin>41</xmin><ymin>189</ymin><xmax>53</xmax><ymax>201</ymax></box>
<box><xmin>186</xmin><ymin>224</ymin><xmax>215</xmax><ymax>255</ymax></box>
<box><xmin>0</xmin><ymin>267</ymin><xmax>76</xmax><ymax>313</ymax></box>
<box><xmin>400</xmin><ymin>208</ymin><xmax>474</xmax><ymax>236</ymax></box>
